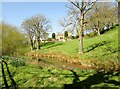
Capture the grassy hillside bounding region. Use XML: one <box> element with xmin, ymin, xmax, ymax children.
<box><xmin>40</xmin><ymin>26</ymin><xmax>118</xmax><ymax>61</ymax></box>
<box><xmin>1</xmin><ymin>26</ymin><xmax>119</xmax><ymax>88</ymax></box>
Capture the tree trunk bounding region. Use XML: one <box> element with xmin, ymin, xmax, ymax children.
<box><xmin>79</xmin><ymin>13</ymin><xmax>84</xmax><ymax>54</ymax></box>
<box><xmin>37</xmin><ymin>39</ymin><xmax>40</xmax><ymax>50</ymax></box>
<box><xmin>37</xmin><ymin>36</ymin><xmax>41</xmax><ymax>50</ymax></box>
<box><xmin>118</xmin><ymin>2</ymin><xmax>120</xmax><ymax>25</ymax></box>
<box><xmin>97</xmin><ymin>28</ymin><xmax>101</xmax><ymax>35</ymax></box>
<box><xmin>28</xmin><ymin>31</ymin><xmax>34</xmax><ymax>51</ymax></box>
<box><xmin>30</xmin><ymin>38</ymin><xmax>34</xmax><ymax>51</ymax></box>
<box><xmin>97</xmin><ymin>21</ymin><xmax>101</xmax><ymax>35</ymax></box>
<box><xmin>33</xmin><ymin>39</ymin><xmax>36</xmax><ymax>50</ymax></box>
<box><xmin>106</xmin><ymin>24</ymin><xmax>110</xmax><ymax>30</ymax></box>
<box><xmin>111</xmin><ymin>23</ymin><xmax>113</xmax><ymax>28</ymax></box>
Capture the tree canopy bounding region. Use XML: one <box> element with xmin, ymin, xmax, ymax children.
<box><xmin>22</xmin><ymin>14</ymin><xmax>51</xmax><ymax>50</ymax></box>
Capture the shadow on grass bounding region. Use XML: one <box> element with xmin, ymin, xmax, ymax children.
<box><xmin>64</xmin><ymin>70</ymin><xmax>120</xmax><ymax>89</ymax></box>
<box><xmin>41</xmin><ymin>42</ymin><xmax>64</xmax><ymax>49</ymax></box>
<box><xmin>1</xmin><ymin>61</ymin><xmax>9</xmax><ymax>89</ymax></box>
<box><xmin>41</xmin><ymin>42</ymin><xmax>55</xmax><ymax>47</ymax></box>
<box><xmin>1</xmin><ymin>60</ymin><xmax>18</xmax><ymax>89</ymax></box>
<box><xmin>84</xmin><ymin>41</ymin><xmax>111</xmax><ymax>53</ymax></box>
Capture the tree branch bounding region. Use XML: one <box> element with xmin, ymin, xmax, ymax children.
<box><xmin>83</xmin><ymin>1</ymin><xmax>97</xmax><ymax>15</ymax></box>
<box><xmin>68</xmin><ymin>0</ymin><xmax>81</xmax><ymax>10</ymax></box>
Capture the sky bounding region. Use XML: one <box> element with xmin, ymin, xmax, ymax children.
<box><xmin>1</xmin><ymin>0</ymin><xmax>117</xmax><ymax>36</ymax></box>
<box><xmin>2</xmin><ymin>2</ymin><xmax>69</xmax><ymax>36</ymax></box>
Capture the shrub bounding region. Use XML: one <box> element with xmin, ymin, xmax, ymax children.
<box><xmin>72</xmin><ymin>36</ymin><xmax>75</xmax><ymax>39</ymax></box>
<box><xmin>10</xmin><ymin>58</ymin><xmax>26</xmax><ymax>67</ymax></box>
<box><xmin>2</xmin><ymin>23</ymin><xmax>27</xmax><ymax>55</ymax></box>
<box><xmin>47</xmin><ymin>38</ymin><xmax>52</xmax><ymax>41</ymax></box>
<box><xmin>75</xmin><ymin>34</ymin><xmax>79</xmax><ymax>39</ymax></box>
<box><xmin>64</xmin><ymin>31</ymin><xmax>68</xmax><ymax>38</ymax></box>
<box><xmin>100</xmin><ymin>29</ymin><xmax>106</xmax><ymax>34</ymax></box>
<box><xmin>52</xmin><ymin>33</ymin><xmax>55</xmax><ymax>39</ymax></box>
<box><xmin>67</xmin><ymin>35</ymin><xmax>72</xmax><ymax>39</ymax></box>
<box><xmin>89</xmin><ymin>32</ymin><xmax>97</xmax><ymax>37</ymax></box>
<box><xmin>2</xmin><ymin>56</ymin><xmax>11</xmax><ymax>60</ymax></box>
<box><xmin>84</xmin><ymin>34</ymin><xmax>90</xmax><ymax>38</ymax></box>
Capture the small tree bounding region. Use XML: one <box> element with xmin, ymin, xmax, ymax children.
<box><xmin>64</xmin><ymin>31</ymin><xmax>68</xmax><ymax>38</ymax></box>
<box><xmin>52</xmin><ymin>33</ymin><xmax>55</xmax><ymax>39</ymax></box>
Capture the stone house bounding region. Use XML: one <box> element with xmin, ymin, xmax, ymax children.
<box><xmin>56</xmin><ymin>32</ymin><xmax>72</xmax><ymax>42</ymax></box>
<box><xmin>56</xmin><ymin>33</ymin><xmax>65</xmax><ymax>42</ymax></box>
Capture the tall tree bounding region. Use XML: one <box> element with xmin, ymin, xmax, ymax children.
<box><xmin>67</xmin><ymin>0</ymin><xmax>96</xmax><ymax>54</ymax></box>
<box><xmin>22</xmin><ymin>15</ymin><xmax>51</xmax><ymax>50</ymax></box>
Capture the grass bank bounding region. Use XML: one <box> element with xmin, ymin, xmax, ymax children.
<box><xmin>39</xmin><ymin>26</ymin><xmax>119</xmax><ymax>61</ymax></box>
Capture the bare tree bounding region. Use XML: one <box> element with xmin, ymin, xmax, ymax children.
<box><xmin>58</xmin><ymin>17</ymin><xmax>72</xmax><ymax>31</ymax></box>
<box><xmin>22</xmin><ymin>15</ymin><xmax>51</xmax><ymax>50</ymax></box>
<box><xmin>41</xmin><ymin>30</ymin><xmax>49</xmax><ymax>41</ymax></box>
<box><xmin>22</xmin><ymin>19</ymin><xmax>35</xmax><ymax>50</ymax></box>
<box><xmin>67</xmin><ymin>0</ymin><xmax>96</xmax><ymax>54</ymax></box>
<box><xmin>85</xmin><ymin>2</ymin><xmax>116</xmax><ymax>35</ymax></box>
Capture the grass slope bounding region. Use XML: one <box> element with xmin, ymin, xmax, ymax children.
<box><xmin>40</xmin><ymin>26</ymin><xmax>118</xmax><ymax>61</ymax></box>
<box><xmin>1</xmin><ymin>27</ymin><xmax>119</xmax><ymax>88</ymax></box>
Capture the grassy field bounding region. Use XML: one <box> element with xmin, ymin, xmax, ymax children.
<box><xmin>1</xmin><ymin>57</ymin><xmax>120</xmax><ymax>88</ymax></box>
<box><xmin>40</xmin><ymin>26</ymin><xmax>119</xmax><ymax>61</ymax></box>
<box><xmin>1</xmin><ymin>26</ymin><xmax>119</xmax><ymax>88</ymax></box>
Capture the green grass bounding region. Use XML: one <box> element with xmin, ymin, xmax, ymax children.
<box><xmin>1</xmin><ymin>58</ymin><xmax>120</xmax><ymax>88</ymax></box>
<box><xmin>40</xmin><ymin>26</ymin><xmax>119</xmax><ymax>61</ymax></box>
<box><xmin>1</xmin><ymin>26</ymin><xmax>119</xmax><ymax>88</ymax></box>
